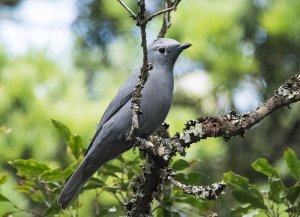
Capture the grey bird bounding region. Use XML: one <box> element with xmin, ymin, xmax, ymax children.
<box><xmin>57</xmin><ymin>38</ymin><xmax>191</xmax><ymax>209</ymax></box>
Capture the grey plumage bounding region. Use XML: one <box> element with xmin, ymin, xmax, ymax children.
<box><xmin>57</xmin><ymin>38</ymin><xmax>191</xmax><ymax>209</ymax></box>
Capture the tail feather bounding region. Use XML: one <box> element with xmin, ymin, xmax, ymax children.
<box><xmin>57</xmin><ymin>156</ymin><xmax>103</xmax><ymax>209</ymax></box>
<box><xmin>58</xmin><ymin>132</ymin><xmax>132</xmax><ymax>209</ymax></box>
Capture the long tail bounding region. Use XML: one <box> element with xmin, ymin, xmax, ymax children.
<box><xmin>57</xmin><ymin>156</ymin><xmax>103</xmax><ymax>209</ymax></box>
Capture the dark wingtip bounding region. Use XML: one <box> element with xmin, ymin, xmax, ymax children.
<box><xmin>57</xmin><ymin>194</ymin><xmax>70</xmax><ymax>209</ymax></box>
<box><xmin>57</xmin><ymin>200</ymin><xmax>69</xmax><ymax>209</ymax></box>
<box><xmin>61</xmin><ymin>203</ymin><xmax>68</xmax><ymax>209</ymax></box>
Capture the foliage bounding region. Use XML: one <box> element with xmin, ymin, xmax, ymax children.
<box><xmin>224</xmin><ymin>148</ymin><xmax>300</xmax><ymax>217</ymax></box>
<box><xmin>3</xmin><ymin>120</ymin><xmax>300</xmax><ymax>216</ymax></box>
<box><xmin>1</xmin><ymin>120</ymin><xmax>143</xmax><ymax>216</ymax></box>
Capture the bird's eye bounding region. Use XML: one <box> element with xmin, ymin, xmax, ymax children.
<box><xmin>158</xmin><ymin>47</ymin><xmax>165</xmax><ymax>54</ymax></box>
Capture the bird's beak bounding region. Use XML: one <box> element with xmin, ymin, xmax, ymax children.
<box><xmin>178</xmin><ymin>43</ymin><xmax>192</xmax><ymax>51</ymax></box>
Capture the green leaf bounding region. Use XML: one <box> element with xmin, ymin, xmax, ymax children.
<box><xmin>175</xmin><ymin>173</ymin><xmax>188</xmax><ymax>183</ymax></box>
<box><xmin>40</xmin><ymin>168</ymin><xmax>62</xmax><ymax>182</ymax></box>
<box><xmin>0</xmin><ymin>174</ymin><xmax>7</xmax><ymax>185</ymax></box>
<box><xmin>104</xmin><ymin>164</ymin><xmax>123</xmax><ymax>174</ymax></box>
<box><xmin>284</xmin><ymin>148</ymin><xmax>300</xmax><ymax>180</ymax></box>
<box><xmin>231</xmin><ymin>204</ymin><xmax>252</xmax><ymax>216</ymax></box>
<box><xmin>84</xmin><ymin>177</ymin><xmax>105</xmax><ymax>190</ymax></box>
<box><xmin>186</xmin><ymin>172</ymin><xmax>201</xmax><ymax>185</ymax></box>
<box><xmin>26</xmin><ymin>190</ymin><xmax>46</xmax><ymax>204</ymax></box>
<box><xmin>170</xmin><ymin>211</ymin><xmax>180</xmax><ymax>217</ymax></box>
<box><xmin>269</xmin><ymin>179</ymin><xmax>285</xmax><ymax>203</ymax></box>
<box><xmin>232</xmin><ymin>189</ymin><xmax>266</xmax><ymax>210</ymax></box>
<box><xmin>101</xmin><ymin>168</ymin><xmax>120</xmax><ymax>179</ymax></box>
<box><xmin>3</xmin><ymin>212</ymin><xmax>17</xmax><ymax>217</ymax></box>
<box><xmin>96</xmin><ymin>208</ymin><xmax>110</xmax><ymax>217</ymax></box>
<box><xmin>40</xmin><ymin>163</ymin><xmax>77</xmax><ymax>182</ymax></box>
<box><xmin>172</xmin><ymin>159</ymin><xmax>189</xmax><ymax>171</ymax></box>
<box><xmin>223</xmin><ymin>171</ymin><xmax>249</xmax><ymax>189</ymax></box>
<box><xmin>252</xmin><ymin>158</ymin><xmax>279</xmax><ymax>177</ymax></box>
<box><xmin>102</xmin><ymin>186</ymin><xmax>120</xmax><ymax>193</ymax></box>
<box><xmin>51</xmin><ymin>119</ymin><xmax>71</xmax><ymax>141</ymax></box>
<box><xmin>16</xmin><ymin>184</ymin><xmax>35</xmax><ymax>194</ymax></box>
<box><xmin>155</xmin><ymin>207</ymin><xmax>164</xmax><ymax>217</ymax></box>
<box><xmin>16</xmin><ymin>182</ymin><xmax>46</xmax><ymax>204</ymax></box>
<box><xmin>0</xmin><ymin>193</ymin><xmax>10</xmax><ymax>202</ymax></box>
<box><xmin>67</xmin><ymin>134</ymin><xmax>84</xmax><ymax>159</ymax></box>
<box><xmin>0</xmin><ymin>194</ymin><xmax>18</xmax><ymax>216</ymax></box>
<box><xmin>174</xmin><ymin>195</ymin><xmax>204</xmax><ymax>207</ymax></box>
<box><xmin>286</xmin><ymin>185</ymin><xmax>300</xmax><ymax>205</ymax></box>
<box><xmin>8</xmin><ymin>159</ymin><xmax>50</xmax><ymax>178</ymax></box>
<box><xmin>43</xmin><ymin>201</ymin><xmax>61</xmax><ymax>216</ymax></box>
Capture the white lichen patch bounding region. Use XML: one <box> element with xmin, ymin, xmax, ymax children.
<box><xmin>194</xmin><ymin>186</ymin><xmax>210</xmax><ymax>199</ymax></box>
<box><xmin>157</xmin><ymin>146</ymin><xmax>170</xmax><ymax>161</ymax></box>
<box><xmin>180</xmin><ymin>122</ymin><xmax>203</xmax><ymax>143</ymax></box>
<box><xmin>145</xmin><ymin>141</ymin><xmax>154</xmax><ymax>148</ymax></box>
<box><xmin>288</xmin><ymin>91</ymin><xmax>299</xmax><ymax>99</ymax></box>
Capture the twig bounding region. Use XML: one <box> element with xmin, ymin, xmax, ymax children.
<box><xmin>75</xmin><ymin>199</ymin><xmax>79</xmax><ymax>217</ymax></box>
<box><xmin>157</xmin><ymin>0</ymin><xmax>172</xmax><ymax>38</ymax></box>
<box><xmin>127</xmin><ymin>0</ymin><xmax>152</xmax><ymax>141</ymax></box>
<box><xmin>157</xmin><ymin>0</ymin><xmax>182</xmax><ymax>38</ymax></box>
<box><xmin>144</xmin><ymin>0</ymin><xmax>181</xmax><ymax>24</ymax></box>
<box><xmin>117</xmin><ymin>0</ymin><xmax>136</xmax><ymax>19</ymax></box>
<box><xmin>68</xmin><ymin>208</ymin><xmax>75</xmax><ymax>217</ymax></box>
<box><xmin>94</xmin><ymin>190</ymin><xmax>100</xmax><ymax>215</ymax></box>
<box><xmin>112</xmin><ymin>192</ymin><xmax>125</xmax><ymax>208</ymax></box>
<box><xmin>170</xmin><ymin>179</ymin><xmax>226</xmax><ymax>200</ymax></box>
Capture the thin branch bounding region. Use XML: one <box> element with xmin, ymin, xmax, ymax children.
<box><xmin>144</xmin><ymin>0</ymin><xmax>181</xmax><ymax>24</ymax></box>
<box><xmin>157</xmin><ymin>0</ymin><xmax>172</xmax><ymax>38</ymax></box>
<box><xmin>127</xmin><ymin>0</ymin><xmax>152</xmax><ymax>141</ymax></box>
<box><xmin>94</xmin><ymin>190</ymin><xmax>100</xmax><ymax>215</ymax></box>
<box><xmin>170</xmin><ymin>179</ymin><xmax>226</xmax><ymax>200</ymax></box>
<box><xmin>173</xmin><ymin>73</ymin><xmax>300</xmax><ymax>148</ymax></box>
<box><xmin>112</xmin><ymin>192</ymin><xmax>125</xmax><ymax>208</ymax></box>
<box><xmin>117</xmin><ymin>0</ymin><xmax>136</xmax><ymax>20</ymax></box>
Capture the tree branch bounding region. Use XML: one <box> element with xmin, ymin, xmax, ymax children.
<box><xmin>143</xmin><ymin>0</ymin><xmax>181</xmax><ymax>24</ymax></box>
<box><xmin>125</xmin><ymin>130</ymin><xmax>172</xmax><ymax>216</ymax></box>
<box><xmin>125</xmin><ymin>154</ymin><xmax>169</xmax><ymax>216</ymax></box>
<box><xmin>126</xmin><ymin>0</ymin><xmax>152</xmax><ymax>141</ymax></box>
<box><xmin>170</xmin><ymin>179</ymin><xmax>226</xmax><ymax>200</ymax></box>
<box><xmin>173</xmin><ymin>73</ymin><xmax>300</xmax><ymax>147</ymax></box>
<box><xmin>157</xmin><ymin>0</ymin><xmax>172</xmax><ymax>38</ymax></box>
<box><xmin>117</xmin><ymin>0</ymin><xmax>136</xmax><ymax>20</ymax></box>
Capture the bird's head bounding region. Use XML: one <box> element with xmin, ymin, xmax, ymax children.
<box><xmin>147</xmin><ymin>38</ymin><xmax>191</xmax><ymax>70</ymax></box>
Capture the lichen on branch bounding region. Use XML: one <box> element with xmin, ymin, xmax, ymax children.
<box><xmin>173</xmin><ymin>74</ymin><xmax>300</xmax><ymax>147</ymax></box>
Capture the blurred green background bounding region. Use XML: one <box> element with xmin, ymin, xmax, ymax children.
<box><xmin>0</xmin><ymin>0</ymin><xmax>300</xmax><ymax>216</ymax></box>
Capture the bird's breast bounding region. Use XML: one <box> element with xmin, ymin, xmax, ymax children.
<box><xmin>138</xmin><ymin>72</ymin><xmax>174</xmax><ymax>136</ymax></box>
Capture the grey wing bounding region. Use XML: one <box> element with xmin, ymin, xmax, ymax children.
<box><xmin>84</xmin><ymin>73</ymin><xmax>138</xmax><ymax>155</ymax></box>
